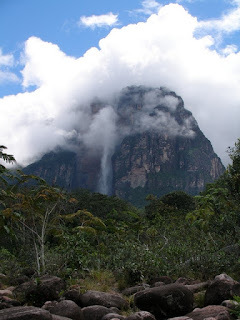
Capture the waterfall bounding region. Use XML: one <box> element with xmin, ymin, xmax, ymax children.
<box><xmin>98</xmin><ymin>144</ymin><xmax>113</xmax><ymax>195</ymax></box>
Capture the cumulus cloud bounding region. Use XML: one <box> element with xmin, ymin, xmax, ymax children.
<box><xmin>0</xmin><ymin>49</ymin><xmax>14</xmax><ymax>66</ymax></box>
<box><xmin>198</xmin><ymin>1</ymin><xmax>240</xmax><ymax>33</ymax></box>
<box><xmin>135</xmin><ymin>0</ymin><xmax>162</xmax><ymax>15</ymax></box>
<box><xmin>176</xmin><ymin>0</ymin><xmax>198</xmax><ymax>3</ymax></box>
<box><xmin>221</xmin><ymin>44</ymin><xmax>238</xmax><ymax>55</ymax></box>
<box><xmin>78</xmin><ymin>12</ymin><xmax>118</xmax><ymax>29</ymax></box>
<box><xmin>0</xmin><ymin>49</ymin><xmax>19</xmax><ymax>84</ymax></box>
<box><xmin>1</xmin><ymin>3</ymin><xmax>240</xmax><ymax>169</ymax></box>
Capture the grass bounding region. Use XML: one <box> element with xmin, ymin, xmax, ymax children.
<box><xmin>67</xmin><ymin>269</ymin><xmax>119</xmax><ymax>293</ymax></box>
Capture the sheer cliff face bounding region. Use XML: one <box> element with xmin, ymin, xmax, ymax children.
<box><xmin>111</xmin><ymin>86</ymin><xmax>225</xmax><ymax>205</ymax></box>
<box><xmin>112</xmin><ymin>132</ymin><xmax>224</xmax><ymax>205</ymax></box>
<box><xmin>24</xmin><ymin>86</ymin><xmax>225</xmax><ymax>205</ymax></box>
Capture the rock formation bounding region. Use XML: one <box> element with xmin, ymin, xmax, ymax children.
<box><xmin>23</xmin><ymin>86</ymin><xmax>225</xmax><ymax>206</ymax></box>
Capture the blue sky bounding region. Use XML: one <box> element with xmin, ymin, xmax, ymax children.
<box><xmin>1</xmin><ymin>0</ymin><xmax>240</xmax><ymax>166</ymax></box>
<box><xmin>1</xmin><ymin>0</ymin><xmax>240</xmax><ymax>97</ymax></box>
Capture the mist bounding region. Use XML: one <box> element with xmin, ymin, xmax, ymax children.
<box><xmin>1</xmin><ymin>3</ymin><xmax>240</xmax><ymax>168</ymax></box>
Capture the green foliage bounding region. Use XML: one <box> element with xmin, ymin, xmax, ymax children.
<box><xmin>145</xmin><ymin>191</ymin><xmax>195</xmax><ymax>220</ymax></box>
<box><xmin>1</xmin><ymin>139</ymin><xmax>240</xmax><ymax>287</ymax></box>
<box><xmin>0</xmin><ymin>146</ymin><xmax>17</xmax><ymax>238</ymax></box>
<box><xmin>0</xmin><ymin>145</ymin><xmax>15</xmax><ymax>176</ymax></box>
<box><xmin>71</xmin><ymin>190</ymin><xmax>133</xmax><ymax>217</ymax></box>
<box><xmin>229</xmin><ymin>296</ymin><xmax>240</xmax><ymax>318</ymax></box>
<box><xmin>78</xmin><ymin>269</ymin><xmax>117</xmax><ymax>292</ymax></box>
<box><xmin>194</xmin><ymin>291</ymin><xmax>205</xmax><ymax>308</ymax></box>
<box><xmin>186</xmin><ymin>140</ymin><xmax>240</xmax><ymax>236</ymax></box>
<box><xmin>1</xmin><ymin>164</ymin><xmax>70</xmax><ymax>274</ymax></box>
<box><xmin>226</xmin><ymin>138</ymin><xmax>240</xmax><ymax>201</ymax></box>
<box><xmin>160</xmin><ymin>191</ymin><xmax>195</xmax><ymax>212</ymax></box>
<box><xmin>0</xmin><ymin>248</ymin><xmax>16</xmax><ymax>274</ymax></box>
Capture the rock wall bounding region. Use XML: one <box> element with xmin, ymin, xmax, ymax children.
<box><xmin>23</xmin><ymin>86</ymin><xmax>225</xmax><ymax>206</ymax></box>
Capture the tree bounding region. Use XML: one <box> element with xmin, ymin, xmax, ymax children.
<box><xmin>0</xmin><ymin>145</ymin><xmax>16</xmax><ymax>235</ymax></box>
<box><xmin>187</xmin><ymin>138</ymin><xmax>240</xmax><ymax>235</ymax></box>
<box><xmin>0</xmin><ymin>145</ymin><xmax>15</xmax><ymax>174</ymax></box>
<box><xmin>160</xmin><ymin>191</ymin><xmax>195</xmax><ymax>213</ymax></box>
<box><xmin>226</xmin><ymin>138</ymin><xmax>240</xmax><ymax>200</ymax></box>
<box><xmin>1</xmin><ymin>168</ymin><xmax>69</xmax><ymax>274</ymax></box>
<box><xmin>145</xmin><ymin>191</ymin><xmax>195</xmax><ymax>220</ymax></box>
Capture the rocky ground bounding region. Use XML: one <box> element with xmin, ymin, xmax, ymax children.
<box><xmin>0</xmin><ymin>273</ymin><xmax>239</xmax><ymax>320</ymax></box>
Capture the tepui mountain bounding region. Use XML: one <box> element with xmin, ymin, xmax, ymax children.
<box><xmin>23</xmin><ymin>86</ymin><xmax>225</xmax><ymax>206</ymax></box>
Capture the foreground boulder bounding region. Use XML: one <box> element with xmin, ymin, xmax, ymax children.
<box><xmin>12</xmin><ymin>280</ymin><xmax>35</xmax><ymax>300</ymax></box>
<box><xmin>122</xmin><ymin>285</ymin><xmax>149</xmax><ymax>296</ymax></box>
<box><xmin>80</xmin><ymin>290</ymin><xmax>128</xmax><ymax>309</ymax></box>
<box><xmin>185</xmin><ymin>281</ymin><xmax>210</xmax><ymax>293</ymax></box>
<box><xmin>62</xmin><ymin>289</ymin><xmax>82</xmax><ymax>306</ymax></box>
<box><xmin>11</xmin><ymin>276</ymin><xmax>30</xmax><ymax>286</ymax></box>
<box><xmin>13</xmin><ymin>276</ymin><xmax>65</xmax><ymax>307</ymax></box>
<box><xmin>134</xmin><ymin>284</ymin><xmax>193</xmax><ymax>320</ymax></box>
<box><xmin>82</xmin><ymin>305</ymin><xmax>113</xmax><ymax>320</ymax></box>
<box><xmin>51</xmin><ymin>316</ymin><xmax>72</xmax><ymax>320</ymax></box>
<box><xmin>0</xmin><ymin>306</ymin><xmax>52</xmax><ymax>319</ymax></box>
<box><xmin>204</xmin><ymin>274</ymin><xmax>240</xmax><ymax>306</ymax></box>
<box><xmin>101</xmin><ymin>313</ymin><xmax>125</xmax><ymax>320</ymax></box>
<box><xmin>49</xmin><ymin>300</ymin><xmax>83</xmax><ymax>320</ymax></box>
<box><xmin>126</xmin><ymin>311</ymin><xmax>156</xmax><ymax>319</ymax></box>
<box><xmin>0</xmin><ymin>296</ymin><xmax>21</xmax><ymax>310</ymax></box>
<box><xmin>42</xmin><ymin>300</ymin><xmax>59</xmax><ymax>312</ymax></box>
<box><xmin>0</xmin><ymin>290</ymin><xmax>13</xmax><ymax>297</ymax></box>
<box><xmin>186</xmin><ymin>305</ymin><xmax>231</xmax><ymax>320</ymax></box>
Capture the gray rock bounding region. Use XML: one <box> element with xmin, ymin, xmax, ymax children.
<box><xmin>221</xmin><ymin>299</ymin><xmax>239</xmax><ymax>309</ymax></box>
<box><xmin>101</xmin><ymin>313</ymin><xmax>125</xmax><ymax>320</ymax></box>
<box><xmin>151</xmin><ymin>282</ymin><xmax>165</xmax><ymax>288</ymax></box>
<box><xmin>42</xmin><ymin>300</ymin><xmax>59</xmax><ymax>311</ymax></box>
<box><xmin>126</xmin><ymin>311</ymin><xmax>156</xmax><ymax>320</ymax></box>
<box><xmin>185</xmin><ymin>282</ymin><xmax>210</xmax><ymax>293</ymax></box>
<box><xmin>62</xmin><ymin>289</ymin><xmax>82</xmax><ymax>306</ymax></box>
<box><xmin>0</xmin><ymin>290</ymin><xmax>13</xmax><ymax>297</ymax></box>
<box><xmin>204</xmin><ymin>276</ymin><xmax>240</xmax><ymax>306</ymax></box>
<box><xmin>186</xmin><ymin>305</ymin><xmax>231</xmax><ymax>320</ymax></box>
<box><xmin>122</xmin><ymin>286</ymin><xmax>149</xmax><ymax>296</ymax></box>
<box><xmin>0</xmin><ymin>306</ymin><xmax>52</xmax><ymax>319</ymax></box>
<box><xmin>134</xmin><ymin>283</ymin><xmax>193</xmax><ymax>320</ymax></box>
<box><xmin>214</xmin><ymin>274</ymin><xmax>234</xmax><ymax>282</ymax></box>
<box><xmin>109</xmin><ymin>307</ymin><xmax>120</xmax><ymax>313</ymax></box>
<box><xmin>82</xmin><ymin>305</ymin><xmax>112</xmax><ymax>320</ymax></box>
<box><xmin>49</xmin><ymin>300</ymin><xmax>83</xmax><ymax>320</ymax></box>
<box><xmin>156</xmin><ymin>276</ymin><xmax>172</xmax><ymax>285</ymax></box>
<box><xmin>175</xmin><ymin>278</ymin><xmax>193</xmax><ymax>285</ymax></box>
<box><xmin>167</xmin><ymin>317</ymin><xmax>192</xmax><ymax>320</ymax></box>
<box><xmin>51</xmin><ymin>315</ymin><xmax>72</xmax><ymax>320</ymax></box>
<box><xmin>0</xmin><ymin>296</ymin><xmax>21</xmax><ymax>309</ymax></box>
<box><xmin>80</xmin><ymin>290</ymin><xmax>128</xmax><ymax>309</ymax></box>
<box><xmin>13</xmin><ymin>276</ymin><xmax>65</xmax><ymax>307</ymax></box>
<box><xmin>12</xmin><ymin>280</ymin><xmax>35</xmax><ymax>298</ymax></box>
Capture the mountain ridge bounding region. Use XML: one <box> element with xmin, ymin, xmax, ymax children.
<box><xmin>23</xmin><ymin>86</ymin><xmax>225</xmax><ymax>206</ymax></box>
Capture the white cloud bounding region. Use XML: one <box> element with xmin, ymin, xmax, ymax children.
<box><xmin>0</xmin><ymin>49</ymin><xmax>14</xmax><ymax>66</ymax></box>
<box><xmin>176</xmin><ymin>0</ymin><xmax>191</xmax><ymax>3</ymax></box>
<box><xmin>0</xmin><ymin>70</ymin><xmax>19</xmax><ymax>85</ymax></box>
<box><xmin>1</xmin><ymin>3</ymin><xmax>240</xmax><ymax>168</ymax></box>
<box><xmin>221</xmin><ymin>44</ymin><xmax>238</xmax><ymax>55</ymax></box>
<box><xmin>176</xmin><ymin>0</ymin><xmax>203</xmax><ymax>3</ymax></box>
<box><xmin>198</xmin><ymin>2</ymin><xmax>240</xmax><ymax>33</ymax></box>
<box><xmin>78</xmin><ymin>12</ymin><xmax>118</xmax><ymax>29</ymax></box>
<box><xmin>0</xmin><ymin>49</ymin><xmax>19</xmax><ymax>84</ymax></box>
<box><xmin>231</xmin><ymin>0</ymin><xmax>240</xmax><ymax>6</ymax></box>
<box><xmin>133</xmin><ymin>0</ymin><xmax>162</xmax><ymax>15</ymax></box>
<box><xmin>141</xmin><ymin>0</ymin><xmax>162</xmax><ymax>14</ymax></box>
